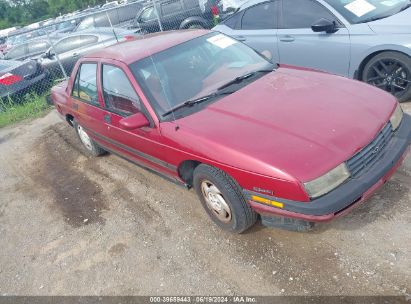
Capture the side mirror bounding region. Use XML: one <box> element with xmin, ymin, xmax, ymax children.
<box><xmin>119</xmin><ymin>112</ymin><xmax>150</xmax><ymax>130</ymax></box>
<box><xmin>311</xmin><ymin>18</ymin><xmax>338</xmax><ymax>34</ymax></box>
<box><xmin>43</xmin><ymin>50</ymin><xmax>55</xmax><ymax>59</ymax></box>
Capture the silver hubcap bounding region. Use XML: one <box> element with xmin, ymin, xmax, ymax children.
<box><xmin>201</xmin><ymin>180</ymin><xmax>232</xmax><ymax>223</ymax></box>
<box><xmin>77</xmin><ymin>125</ymin><xmax>93</xmax><ymax>151</ymax></box>
<box><xmin>188</xmin><ymin>24</ymin><xmax>203</xmax><ymax>29</ymax></box>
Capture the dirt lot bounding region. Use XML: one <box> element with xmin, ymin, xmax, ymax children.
<box><xmin>0</xmin><ymin>104</ymin><xmax>410</xmax><ymax>296</ymax></box>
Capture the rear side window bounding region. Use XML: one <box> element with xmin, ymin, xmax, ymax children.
<box><xmin>80</xmin><ymin>35</ymin><xmax>99</xmax><ymax>47</ymax></box>
<box><xmin>72</xmin><ymin>63</ymin><xmax>99</xmax><ymax>105</ymax></box>
<box><xmin>281</xmin><ymin>0</ymin><xmax>336</xmax><ymax>29</ymax></box>
<box><xmin>183</xmin><ymin>0</ymin><xmax>199</xmax><ymax>10</ymax></box>
<box><xmin>54</xmin><ymin>36</ymin><xmax>83</xmax><ymax>53</ymax></box>
<box><xmin>28</xmin><ymin>40</ymin><xmax>50</xmax><ymax>54</ymax></box>
<box><xmin>102</xmin><ymin>64</ymin><xmax>141</xmax><ymax>116</ymax></box>
<box><xmin>5</xmin><ymin>45</ymin><xmax>27</xmax><ymax>59</ymax></box>
<box><xmin>161</xmin><ymin>0</ymin><xmax>183</xmax><ymax>16</ymax></box>
<box><xmin>241</xmin><ymin>2</ymin><xmax>277</xmax><ymax>29</ymax></box>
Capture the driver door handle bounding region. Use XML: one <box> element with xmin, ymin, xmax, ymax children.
<box><xmin>279</xmin><ymin>35</ymin><xmax>295</xmax><ymax>42</ymax></box>
<box><xmin>72</xmin><ymin>52</ymin><xmax>79</xmax><ymax>58</ymax></box>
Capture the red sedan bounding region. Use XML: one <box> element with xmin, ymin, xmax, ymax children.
<box><xmin>51</xmin><ymin>30</ymin><xmax>411</xmax><ymax>233</ymax></box>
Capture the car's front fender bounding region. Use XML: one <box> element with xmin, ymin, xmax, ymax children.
<box><xmin>350</xmin><ymin>39</ymin><xmax>411</xmax><ymax>78</ymax></box>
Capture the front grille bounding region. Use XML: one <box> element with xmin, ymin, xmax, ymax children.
<box><xmin>346</xmin><ymin>123</ymin><xmax>393</xmax><ymax>177</ymax></box>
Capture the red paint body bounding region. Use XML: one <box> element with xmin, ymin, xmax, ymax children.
<box><xmin>51</xmin><ymin>30</ymin><xmax>410</xmax><ymax>222</ymax></box>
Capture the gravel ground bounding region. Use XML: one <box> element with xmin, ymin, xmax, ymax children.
<box><xmin>0</xmin><ymin>103</ymin><xmax>410</xmax><ymax>296</ymax></box>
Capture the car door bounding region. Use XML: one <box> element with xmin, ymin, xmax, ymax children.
<box><xmin>218</xmin><ymin>1</ymin><xmax>280</xmax><ymax>64</ymax></box>
<box><xmin>278</xmin><ymin>0</ymin><xmax>350</xmax><ymax>76</ymax></box>
<box><xmin>70</xmin><ymin>62</ymin><xmax>108</xmax><ymax>137</ymax></box>
<box><xmin>98</xmin><ymin>62</ymin><xmax>172</xmax><ymax>176</ymax></box>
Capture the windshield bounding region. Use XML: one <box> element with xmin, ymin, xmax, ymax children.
<box><xmin>129</xmin><ymin>33</ymin><xmax>274</xmax><ymax>120</ymax></box>
<box><xmin>324</xmin><ymin>0</ymin><xmax>410</xmax><ymax>23</ymax></box>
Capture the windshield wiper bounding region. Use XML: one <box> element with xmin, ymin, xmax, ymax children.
<box><xmin>217</xmin><ymin>69</ymin><xmax>274</xmax><ymax>91</ymax></box>
<box><xmin>162</xmin><ymin>91</ymin><xmax>234</xmax><ymax>118</ymax></box>
<box><xmin>162</xmin><ymin>68</ymin><xmax>275</xmax><ymax>118</ymax></box>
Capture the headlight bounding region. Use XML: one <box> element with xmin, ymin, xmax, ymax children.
<box><xmin>303</xmin><ymin>163</ymin><xmax>350</xmax><ymax>198</ymax></box>
<box><xmin>390</xmin><ymin>103</ymin><xmax>403</xmax><ymax>131</ymax></box>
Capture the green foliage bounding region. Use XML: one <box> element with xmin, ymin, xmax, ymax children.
<box><xmin>0</xmin><ymin>92</ymin><xmax>51</xmax><ymax>128</ymax></box>
<box><xmin>0</xmin><ymin>0</ymin><xmax>107</xmax><ymax>30</ymax></box>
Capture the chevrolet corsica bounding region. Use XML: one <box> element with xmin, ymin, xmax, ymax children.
<box><xmin>51</xmin><ymin>30</ymin><xmax>411</xmax><ymax>233</ymax></box>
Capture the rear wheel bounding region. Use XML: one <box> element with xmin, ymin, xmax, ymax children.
<box><xmin>193</xmin><ymin>164</ymin><xmax>257</xmax><ymax>233</ymax></box>
<box><xmin>362</xmin><ymin>51</ymin><xmax>411</xmax><ymax>102</ymax></box>
<box><xmin>73</xmin><ymin>120</ymin><xmax>106</xmax><ymax>156</ymax></box>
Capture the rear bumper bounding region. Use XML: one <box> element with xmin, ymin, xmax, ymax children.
<box><xmin>245</xmin><ymin>114</ymin><xmax>411</xmax><ymax>222</ymax></box>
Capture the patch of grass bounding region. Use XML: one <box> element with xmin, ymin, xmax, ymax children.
<box><xmin>0</xmin><ymin>92</ymin><xmax>51</xmax><ymax>128</ymax></box>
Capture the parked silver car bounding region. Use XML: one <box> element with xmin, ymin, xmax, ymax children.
<box><xmin>38</xmin><ymin>27</ymin><xmax>137</xmax><ymax>77</ymax></box>
<box><xmin>213</xmin><ymin>0</ymin><xmax>411</xmax><ymax>101</ymax></box>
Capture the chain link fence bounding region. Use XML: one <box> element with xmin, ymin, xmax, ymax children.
<box><xmin>0</xmin><ymin>0</ymin><xmax>225</xmax><ymax>108</ymax></box>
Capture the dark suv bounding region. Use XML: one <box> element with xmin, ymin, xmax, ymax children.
<box><xmin>130</xmin><ymin>0</ymin><xmax>216</xmax><ymax>33</ymax></box>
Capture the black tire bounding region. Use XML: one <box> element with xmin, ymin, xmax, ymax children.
<box><xmin>193</xmin><ymin>164</ymin><xmax>257</xmax><ymax>233</ymax></box>
<box><xmin>73</xmin><ymin>120</ymin><xmax>106</xmax><ymax>157</ymax></box>
<box><xmin>362</xmin><ymin>51</ymin><xmax>411</xmax><ymax>102</ymax></box>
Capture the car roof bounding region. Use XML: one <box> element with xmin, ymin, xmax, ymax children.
<box><xmin>83</xmin><ymin>29</ymin><xmax>210</xmax><ymax>64</ymax></box>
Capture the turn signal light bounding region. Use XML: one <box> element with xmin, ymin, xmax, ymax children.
<box><xmin>251</xmin><ymin>195</ymin><xmax>284</xmax><ymax>208</ymax></box>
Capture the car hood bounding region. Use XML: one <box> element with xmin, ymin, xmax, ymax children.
<box><xmin>170</xmin><ymin>67</ymin><xmax>397</xmax><ymax>182</ymax></box>
<box><xmin>367</xmin><ymin>8</ymin><xmax>411</xmax><ymax>33</ymax></box>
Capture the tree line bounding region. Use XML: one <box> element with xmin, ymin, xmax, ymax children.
<box><xmin>0</xmin><ymin>0</ymin><xmax>108</xmax><ymax>30</ymax></box>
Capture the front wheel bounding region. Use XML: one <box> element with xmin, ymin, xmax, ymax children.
<box><xmin>193</xmin><ymin>164</ymin><xmax>257</xmax><ymax>233</ymax></box>
<box><xmin>362</xmin><ymin>51</ymin><xmax>411</xmax><ymax>102</ymax></box>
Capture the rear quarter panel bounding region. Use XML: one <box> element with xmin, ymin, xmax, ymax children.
<box><xmin>51</xmin><ymin>80</ymin><xmax>71</xmax><ymax>118</ymax></box>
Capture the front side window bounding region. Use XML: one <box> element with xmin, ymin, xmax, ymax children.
<box><xmin>102</xmin><ymin>65</ymin><xmax>141</xmax><ymax>116</ymax></box>
<box><xmin>323</xmin><ymin>0</ymin><xmax>409</xmax><ymax>24</ymax></box>
<box><xmin>241</xmin><ymin>1</ymin><xmax>277</xmax><ymax>29</ymax></box>
<box><xmin>130</xmin><ymin>32</ymin><xmax>274</xmax><ymax>119</ymax></box>
<box><xmin>281</xmin><ymin>0</ymin><xmax>337</xmax><ymax>29</ymax></box>
<box><xmin>140</xmin><ymin>7</ymin><xmax>157</xmax><ymax>22</ymax></box>
<box><xmin>71</xmin><ymin>63</ymin><xmax>98</xmax><ymax>105</ymax></box>
<box><xmin>223</xmin><ymin>13</ymin><xmax>242</xmax><ymax>29</ymax></box>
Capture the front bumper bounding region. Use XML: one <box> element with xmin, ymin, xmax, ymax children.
<box><xmin>245</xmin><ymin>114</ymin><xmax>411</xmax><ymax>222</ymax></box>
